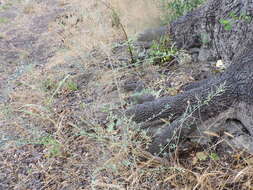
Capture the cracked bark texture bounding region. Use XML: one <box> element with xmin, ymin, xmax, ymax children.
<box><xmin>170</xmin><ymin>0</ymin><xmax>253</xmax><ymax>63</ymax></box>
<box><xmin>126</xmin><ymin>0</ymin><xmax>253</xmax><ymax>154</ymax></box>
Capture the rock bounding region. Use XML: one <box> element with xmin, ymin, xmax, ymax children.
<box><xmin>135</xmin><ymin>26</ymin><xmax>169</xmax><ymax>49</ymax></box>
<box><xmin>191</xmin><ymin>102</ymin><xmax>253</xmax><ymax>154</ymax></box>
<box><xmin>198</xmin><ymin>48</ymin><xmax>216</xmax><ymax>62</ymax></box>
<box><xmin>137</xmin><ymin>26</ymin><xmax>168</xmax><ymax>42</ymax></box>
<box><xmin>121</xmin><ymin>80</ymin><xmax>144</xmax><ymax>92</ymax></box>
<box><xmin>128</xmin><ymin>94</ymin><xmax>155</xmax><ymax>105</ymax></box>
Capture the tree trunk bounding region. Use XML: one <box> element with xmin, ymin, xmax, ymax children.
<box><xmin>126</xmin><ymin>0</ymin><xmax>253</xmax><ymax>155</ymax></box>
<box><xmin>169</xmin><ymin>0</ymin><xmax>253</xmax><ymax>63</ymax></box>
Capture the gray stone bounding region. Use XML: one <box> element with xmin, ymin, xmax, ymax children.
<box><xmin>137</xmin><ymin>26</ymin><xmax>168</xmax><ymax>42</ymax></box>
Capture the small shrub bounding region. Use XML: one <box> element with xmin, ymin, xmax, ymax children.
<box><xmin>149</xmin><ymin>36</ymin><xmax>179</xmax><ymax>65</ymax></box>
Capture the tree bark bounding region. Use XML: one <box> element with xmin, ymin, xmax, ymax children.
<box><xmin>126</xmin><ymin>0</ymin><xmax>253</xmax><ymax>154</ymax></box>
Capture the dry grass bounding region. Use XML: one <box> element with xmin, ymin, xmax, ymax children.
<box><xmin>1</xmin><ymin>0</ymin><xmax>253</xmax><ymax>189</ymax></box>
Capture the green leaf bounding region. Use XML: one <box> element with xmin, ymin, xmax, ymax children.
<box><xmin>219</xmin><ymin>19</ymin><xmax>230</xmax><ymax>25</ymax></box>
<box><xmin>224</xmin><ymin>24</ymin><xmax>232</xmax><ymax>31</ymax></box>
<box><xmin>210</xmin><ymin>153</ymin><xmax>220</xmax><ymax>160</ymax></box>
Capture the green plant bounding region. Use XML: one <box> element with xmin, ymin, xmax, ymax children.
<box><xmin>42</xmin><ymin>78</ymin><xmax>58</xmax><ymax>92</ymax></box>
<box><xmin>36</xmin><ymin>136</ymin><xmax>62</xmax><ymax>157</ymax></box>
<box><xmin>219</xmin><ymin>19</ymin><xmax>233</xmax><ymax>31</ymax></box>
<box><xmin>229</xmin><ymin>11</ymin><xmax>252</xmax><ymax>23</ymax></box>
<box><xmin>74</xmin><ymin>111</ymin><xmax>152</xmax><ymax>187</ymax></box>
<box><xmin>43</xmin><ymin>76</ymin><xmax>78</xmax><ymax>96</ymax></box>
<box><xmin>219</xmin><ymin>12</ymin><xmax>253</xmax><ymax>31</ymax></box>
<box><xmin>19</xmin><ymin>135</ymin><xmax>62</xmax><ymax>158</ymax></box>
<box><xmin>161</xmin><ymin>0</ymin><xmax>205</xmax><ymax>23</ymax></box>
<box><xmin>111</xmin><ymin>9</ymin><xmax>121</xmax><ymax>28</ymax></box>
<box><xmin>65</xmin><ymin>80</ymin><xmax>78</xmax><ymax>91</ymax></box>
<box><xmin>149</xmin><ymin>36</ymin><xmax>179</xmax><ymax>65</ymax></box>
<box><xmin>196</xmin><ymin>151</ymin><xmax>220</xmax><ymax>161</ymax></box>
<box><xmin>0</xmin><ymin>17</ymin><xmax>9</xmax><ymax>24</ymax></box>
<box><xmin>100</xmin><ymin>1</ymin><xmax>136</xmax><ymax>63</ymax></box>
<box><xmin>209</xmin><ymin>152</ymin><xmax>220</xmax><ymax>160</ymax></box>
<box><xmin>48</xmin><ymin>74</ymin><xmax>70</xmax><ymax>104</ymax></box>
<box><xmin>0</xmin><ymin>3</ymin><xmax>12</xmax><ymax>10</ymax></box>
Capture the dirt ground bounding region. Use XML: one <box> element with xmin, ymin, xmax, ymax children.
<box><xmin>0</xmin><ymin>0</ymin><xmax>165</xmax><ymax>189</ymax></box>
<box><xmin>1</xmin><ymin>0</ymin><xmax>253</xmax><ymax>189</ymax></box>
